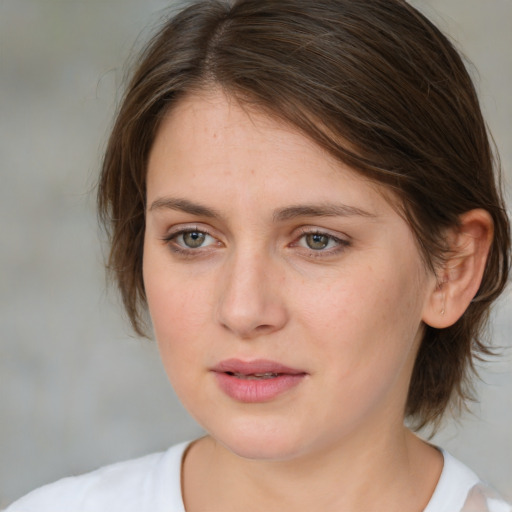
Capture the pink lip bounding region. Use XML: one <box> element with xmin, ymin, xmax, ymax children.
<box><xmin>211</xmin><ymin>359</ymin><xmax>307</xmax><ymax>403</ymax></box>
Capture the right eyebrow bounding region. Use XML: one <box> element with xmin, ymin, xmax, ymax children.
<box><xmin>148</xmin><ymin>197</ymin><xmax>222</xmax><ymax>219</ymax></box>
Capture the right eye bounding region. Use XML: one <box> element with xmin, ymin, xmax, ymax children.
<box><xmin>170</xmin><ymin>230</ymin><xmax>217</xmax><ymax>249</ymax></box>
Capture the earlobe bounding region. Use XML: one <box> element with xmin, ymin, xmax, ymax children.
<box><xmin>422</xmin><ymin>209</ymin><xmax>493</xmax><ymax>329</ymax></box>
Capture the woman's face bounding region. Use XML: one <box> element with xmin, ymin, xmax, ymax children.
<box><xmin>143</xmin><ymin>90</ymin><xmax>437</xmax><ymax>460</ymax></box>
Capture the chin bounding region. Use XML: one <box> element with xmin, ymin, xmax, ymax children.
<box><xmin>222</xmin><ymin>436</ymin><xmax>303</xmax><ymax>462</ymax></box>
<box><xmin>206</xmin><ymin>417</ymin><xmax>314</xmax><ymax>462</ymax></box>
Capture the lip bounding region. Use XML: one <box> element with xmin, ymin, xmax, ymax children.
<box><xmin>211</xmin><ymin>359</ymin><xmax>307</xmax><ymax>403</ymax></box>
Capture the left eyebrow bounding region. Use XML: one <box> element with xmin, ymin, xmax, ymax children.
<box><xmin>273</xmin><ymin>203</ymin><xmax>377</xmax><ymax>222</ymax></box>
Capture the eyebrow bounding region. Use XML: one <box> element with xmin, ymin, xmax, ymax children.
<box><xmin>149</xmin><ymin>197</ymin><xmax>221</xmax><ymax>218</ymax></box>
<box><xmin>148</xmin><ymin>196</ymin><xmax>376</xmax><ymax>221</ymax></box>
<box><xmin>273</xmin><ymin>203</ymin><xmax>376</xmax><ymax>222</ymax></box>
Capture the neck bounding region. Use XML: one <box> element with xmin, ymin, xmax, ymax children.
<box><xmin>182</xmin><ymin>425</ymin><xmax>442</xmax><ymax>512</ymax></box>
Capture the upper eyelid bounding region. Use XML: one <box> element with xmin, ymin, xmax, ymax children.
<box><xmin>163</xmin><ymin>224</ymin><xmax>215</xmax><ymax>238</ymax></box>
<box><xmin>295</xmin><ymin>226</ymin><xmax>349</xmax><ymax>240</ymax></box>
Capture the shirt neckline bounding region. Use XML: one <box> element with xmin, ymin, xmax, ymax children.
<box><xmin>172</xmin><ymin>442</ymin><xmax>480</xmax><ymax>512</ymax></box>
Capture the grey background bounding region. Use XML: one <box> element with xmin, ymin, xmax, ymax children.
<box><xmin>0</xmin><ymin>0</ymin><xmax>510</xmax><ymax>507</ymax></box>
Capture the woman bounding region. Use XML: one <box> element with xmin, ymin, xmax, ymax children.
<box><xmin>7</xmin><ymin>0</ymin><xmax>511</xmax><ymax>511</ymax></box>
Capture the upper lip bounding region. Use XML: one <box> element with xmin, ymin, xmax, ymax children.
<box><xmin>212</xmin><ymin>359</ymin><xmax>306</xmax><ymax>375</ymax></box>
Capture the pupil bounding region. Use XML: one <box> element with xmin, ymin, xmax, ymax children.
<box><xmin>183</xmin><ymin>231</ymin><xmax>205</xmax><ymax>248</ymax></box>
<box><xmin>306</xmin><ymin>233</ymin><xmax>329</xmax><ymax>250</ymax></box>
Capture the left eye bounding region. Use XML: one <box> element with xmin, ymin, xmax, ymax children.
<box><xmin>174</xmin><ymin>230</ymin><xmax>216</xmax><ymax>249</ymax></box>
<box><xmin>299</xmin><ymin>233</ymin><xmax>340</xmax><ymax>251</ymax></box>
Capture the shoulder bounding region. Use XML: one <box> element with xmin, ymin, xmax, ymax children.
<box><xmin>4</xmin><ymin>441</ymin><xmax>190</xmax><ymax>512</ymax></box>
<box><xmin>425</xmin><ymin>450</ymin><xmax>511</xmax><ymax>512</ymax></box>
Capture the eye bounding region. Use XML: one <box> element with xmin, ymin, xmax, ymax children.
<box><xmin>292</xmin><ymin>230</ymin><xmax>350</xmax><ymax>255</ymax></box>
<box><xmin>168</xmin><ymin>229</ymin><xmax>217</xmax><ymax>250</ymax></box>
<box><xmin>303</xmin><ymin>233</ymin><xmax>332</xmax><ymax>250</ymax></box>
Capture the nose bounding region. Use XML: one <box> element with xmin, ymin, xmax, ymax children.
<box><xmin>216</xmin><ymin>251</ymin><xmax>289</xmax><ymax>340</ymax></box>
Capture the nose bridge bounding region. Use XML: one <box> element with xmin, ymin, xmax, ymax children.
<box><xmin>216</xmin><ymin>243</ymin><xmax>287</xmax><ymax>339</ymax></box>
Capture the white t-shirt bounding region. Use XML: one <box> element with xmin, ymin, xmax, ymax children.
<box><xmin>5</xmin><ymin>441</ymin><xmax>511</xmax><ymax>512</ymax></box>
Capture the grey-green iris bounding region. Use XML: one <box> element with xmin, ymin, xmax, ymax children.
<box><xmin>306</xmin><ymin>233</ymin><xmax>329</xmax><ymax>250</ymax></box>
<box><xmin>183</xmin><ymin>231</ymin><xmax>206</xmax><ymax>248</ymax></box>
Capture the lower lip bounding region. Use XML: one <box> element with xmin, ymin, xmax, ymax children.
<box><xmin>213</xmin><ymin>372</ymin><xmax>306</xmax><ymax>403</ymax></box>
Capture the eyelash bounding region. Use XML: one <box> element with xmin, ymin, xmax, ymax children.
<box><xmin>161</xmin><ymin>227</ymin><xmax>350</xmax><ymax>258</ymax></box>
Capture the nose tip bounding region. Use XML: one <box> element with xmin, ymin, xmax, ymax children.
<box><xmin>220</xmin><ymin>314</ymin><xmax>281</xmax><ymax>339</ymax></box>
<box><xmin>216</xmin><ymin>258</ymin><xmax>288</xmax><ymax>339</ymax></box>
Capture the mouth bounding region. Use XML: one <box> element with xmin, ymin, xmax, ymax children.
<box><xmin>226</xmin><ymin>371</ymin><xmax>281</xmax><ymax>380</ymax></box>
<box><xmin>211</xmin><ymin>359</ymin><xmax>307</xmax><ymax>402</ymax></box>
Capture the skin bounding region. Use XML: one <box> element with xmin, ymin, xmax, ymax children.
<box><xmin>142</xmin><ymin>89</ymin><xmax>488</xmax><ymax>511</ymax></box>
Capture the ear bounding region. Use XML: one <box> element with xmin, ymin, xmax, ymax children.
<box><xmin>422</xmin><ymin>209</ymin><xmax>493</xmax><ymax>329</ymax></box>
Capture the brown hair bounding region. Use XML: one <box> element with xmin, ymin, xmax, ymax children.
<box><xmin>98</xmin><ymin>0</ymin><xmax>510</xmax><ymax>427</ymax></box>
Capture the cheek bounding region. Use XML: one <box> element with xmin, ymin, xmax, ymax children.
<box><xmin>145</xmin><ymin>277</ymin><xmax>211</xmax><ymax>406</ymax></box>
<box><xmin>312</xmin><ymin>270</ymin><xmax>425</xmax><ymax>426</ymax></box>
<box><xmin>295</xmin><ymin>259</ymin><xmax>426</xmax><ymax>378</ymax></box>
<box><xmin>143</xmin><ymin>246</ymin><xmax>211</xmax><ymax>368</ymax></box>
<box><xmin>147</xmin><ymin>282</ymin><xmax>208</xmax><ymax>350</ymax></box>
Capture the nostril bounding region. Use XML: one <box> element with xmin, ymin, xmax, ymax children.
<box><xmin>255</xmin><ymin>324</ymin><xmax>273</xmax><ymax>332</ymax></box>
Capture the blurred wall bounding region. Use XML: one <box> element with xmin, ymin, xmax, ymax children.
<box><xmin>1</xmin><ymin>0</ymin><xmax>511</xmax><ymax>507</ymax></box>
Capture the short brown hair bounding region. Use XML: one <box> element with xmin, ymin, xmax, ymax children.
<box><xmin>98</xmin><ymin>0</ymin><xmax>510</xmax><ymax>427</ymax></box>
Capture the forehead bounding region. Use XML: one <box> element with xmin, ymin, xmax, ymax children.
<box><xmin>151</xmin><ymin>90</ymin><xmax>341</xmax><ymax>173</ymax></box>
<box><xmin>144</xmin><ymin>90</ymin><xmax>422</xmax><ymax>251</ymax></box>
<box><xmin>148</xmin><ymin>90</ymin><xmax>390</xmax><ymax>204</ymax></box>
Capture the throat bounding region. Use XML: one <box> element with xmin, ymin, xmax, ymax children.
<box><xmin>181</xmin><ymin>431</ymin><xmax>441</xmax><ymax>512</ymax></box>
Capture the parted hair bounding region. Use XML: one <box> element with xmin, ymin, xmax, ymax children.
<box><xmin>98</xmin><ymin>0</ymin><xmax>510</xmax><ymax>428</ymax></box>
